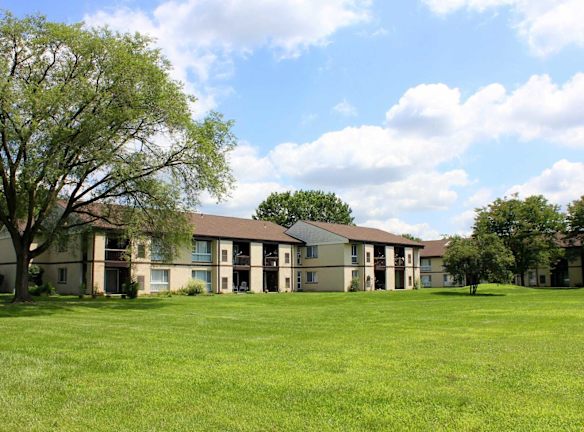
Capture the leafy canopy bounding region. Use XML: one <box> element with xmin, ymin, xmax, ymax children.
<box><xmin>443</xmin><ymin>234</ymin><xmax>514</xmax><ymax>295</ymax></box>
<box><xmin>253</xmin><ymin>190</ymin><xmax>354</xmax><ymax>228</ymax></box>
<box><xmin>0</xmin><ymin>13</ymin><xmax>235</xmax><ymax>299</ymax></box>
<box><xmin>473</xmin><ymin>194</ymin><xmax>565</xmax><ymax>284</ymax></box>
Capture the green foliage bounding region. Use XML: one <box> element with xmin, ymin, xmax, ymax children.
<box><xmin>566</xmin><ymin>196</ymin><xmax>584</xmax><ymax>243</ymax></box>
<box><xmin>253</xmin><ymin>190</ymin><xmax>354</xmax><ymax>228</ymax></box>
<box><xmin>401</xmin><ymin>233</ymin><xmax>422</xmax><ymax>242</ymax></box>
<box><xmin>176</xmin><ymin>279</ymin><xmax>204</xmax><ymax>296</ymax></box>
<box><xmin>123</xmin><ymin>281</ymin><xmax>140</xmax><ymax>299</ymax></box>
<box><xmin>27</xmin><ymin>265</ymin><xmax>44</xmax><ymax>286</ymax></box>
<box><xmin>413</xmin><ymin>278</ymin><xmax>421</xmax><ymax>290</ymax></box>
<box><xmin>473</xmin><ymin>194</ymin><xmax>565</xmax><ymax>284</ymax></box>
<box><xmin>28</xmin><ymin>282</ymin><xmax>56</xmax><ymax>296</ymax></box>
<box><xmin>443</xmin><ymin>234</ymin><xmax>514</xmax><ymax>295</ymax></box>
<box><xmin>0</xmin><ymin>13</ymin><xmax>236</xmax><ymax>300</ymax></box>
<box><xmin>348</xmin><ymin>277</ymin><xmax>360</xmax><ymax>292</ymax></box>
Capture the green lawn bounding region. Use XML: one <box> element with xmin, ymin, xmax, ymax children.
<box><xmin>0</xmin><ymin>286</ymin><xmax>583</xmax><ymax>431</ymax></box>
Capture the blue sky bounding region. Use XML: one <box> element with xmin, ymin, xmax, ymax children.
<box><xmin>4</xmin><ymin>0</ymin><xmax>584</xmax><ymax>238</ymax></box>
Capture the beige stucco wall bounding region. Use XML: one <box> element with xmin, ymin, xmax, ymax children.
<box><xmin>0</xmin><ymin>235</ymin><xmax>16</xmax><ymax>292</ymax></box>
<box><xmin>385</xmin><ymin>246</ymin><xmax>395</xmax><ymax>290</ymax></box>
<box><xmin>278</xmin><ymin>244</ymin><xmax>294</xmax><ymax>293</ymax></box>
<box><xmin>218</xmin><ymin>240</ymin><xmax>233</xmax><ymax>293</ymax></box>
<box><xmin>301</xmin><ymin>243</ymin><xmax>346</xmax><ymax>292</ymax></box>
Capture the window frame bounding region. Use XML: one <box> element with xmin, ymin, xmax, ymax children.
<box><xmin>306</xmin><ymin>271</ymin><xmax>318</xmax><ymax>284</ymax></box>
<box><xmin>192</xmin><ymin>239</ymin><xmax>212</xmax><ymax>263</ymax></box>
<box><xmin>306</xmin><ymin>245</ymin><xmax>318</xmax><ymax>259</ymax></box>
<box><xmin>192</xmin><ymin>270</ymin><xmax>212</xmax><ymax>292</ymax></box>
<box><xmin>57</xmin><ymin>267</ymin><xmax>67</xmax><ymax>284</ymax></box>
<box><xmin>150</xmin><ymin>269</ymin><xmax>170</xmax><ymax>292</ymax></box>
<box><xmin>351</xmin><ymin>244</ymin><xmax>358</xmax><ymax>264</ymax></box>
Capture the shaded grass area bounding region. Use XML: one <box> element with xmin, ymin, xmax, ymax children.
<box><xmin>0</xmin><ymin>285</ymin><xmax>583</xmax><ymax>431</ymax></box>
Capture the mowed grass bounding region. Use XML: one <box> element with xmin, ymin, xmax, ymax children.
<box><xmin>0</xmin><ymin>286</ymin><xmax>583</xmax><ymax>431</ymax></box>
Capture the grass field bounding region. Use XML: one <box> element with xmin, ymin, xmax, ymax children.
<box><xmin>0</xmin><ymin>285</ymin><xmax>583</xmax><ymax>431</ymax></box>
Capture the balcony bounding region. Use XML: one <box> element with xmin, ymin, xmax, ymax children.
<box><xmin>421</xmin><ymin>265</ymin><xmax>432</xmax><ymax>272</ymax></box>
<box><xmin>234</xmin><ymin>255</ymin><xmax>250</xmax><ymax>266</ymax></box>
<box><xmin>264</xmin><ymin>256</ymin><xmax>279</xmax><ymax>267</ymax></box>
<box><xmin>394</xmin><ymin>256</ymin><xmax>405</xmax><ymax>267</ymax></box>
<box><xmin>374</xmin><ymin>257</ymin><xmax>386</xmax><ymax>270</ymax></box>
<box><xmin>105</xmin><ymin>249</ymin><xmax>126</xmax><ymax>261</ymax></box>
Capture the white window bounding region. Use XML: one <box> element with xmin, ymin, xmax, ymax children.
<box><xmin>306</xmin><ymin>271</ymin><xmax>318</xmax><ymax>283</ymax></box>
<box><xmin>351</xmin><ymin>270</ymin><xmax>359</xmax><ymax>280</ymax></box>
<box><xmin>297</xmin><ymin>250</ymin><xmax>302</xmax><ymax>265</ymax></box>
<box><xmin>192</xmin><ymin>240</ymin><xmax>212</xmax><ymax>262</ymax></box>
<box><xmin>306</xmin><ymin>245</ymin><xmax>318</xmax><ymax>259</ymax></box>
<box><xmin>296</xmin><ymin>270</ymin><xmax>302</xmax><ymax>290</ymax></box>
<box><xmin>151</xmin><ymin>269</ymin><xmax>169</xmax><ymax>291</ymax></box>
<box><xmin>57</xmin><ymin>268</ymin><xmax>67</xmax><ymax>284</ymax></box>
<box><xmin>192</xmin><ymin>270</ymin><xmax>212</xmax><ymax>292</ymax></box>
<box><xmin>421</xmin><ymin>275</ymin><xmax>432</xmax><ymax>287</ymax></box>
<box><xmin>351</xmin><ymin>244</ymin><xmax>358</xmax><ymax>264</ymax></box>
<box><xmin>421</xmin><ymin>258</ymin><xmax>431</xmax><ymax>272</ymax></box>
<box><xmin>151</xmin><ymin>238</ymin><xmax>163</xmax><ymax>262</ymax></box>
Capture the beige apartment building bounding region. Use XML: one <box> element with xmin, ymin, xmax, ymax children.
<box><xmin>286</xmin><ymin>221</ymin><xmax>423</xmax><ymax>292</ymax></box>
<box><xmin>419</xmin><ymin>239</ymin><xmax>463</xmax><ymax>288</ymax></box>
<box><xmin>0</xmin><ymin>213</ymin><xmax>301</xmax><ymax>295</ymax></box>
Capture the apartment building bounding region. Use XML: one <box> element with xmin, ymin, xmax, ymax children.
<box><xmin>285</xmin><ymin>221</ymin><xmax>423</xmax><ymax>292</ymax></box>
<box><xmin>0</xmin><ymin>213</ymin><xmax>301</xmax><ymax>295</ymax></box>
<box><xmin>419</xmin><ymin>239</ymin><xmax>463</xmax><ymax>288</ymax></box>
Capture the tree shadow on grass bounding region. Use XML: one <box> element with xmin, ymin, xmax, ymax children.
<box><xmin>430</xmin><ymin>291</ymin><xmax>506</xmax><ymax>297</ymax></box>
<box><xmin>0</xmin><ymin>294</ymin><xmax>171</xmax><ymax>318</ymax></box>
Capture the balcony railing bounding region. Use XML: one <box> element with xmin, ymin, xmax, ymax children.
<box><xmin>394</xmin><ymin>256</ymin><xmax>405</xmax><ymax>267</ymax></box>
<box><xmin>105</xmin><ymin>249</ymin><xmax>126</xmax><ymax>261</ymax></box>
<box><xmin>374</xmin><ymin>257</ymin><xmax>386</xmax><ymax>269</ymax></box>
<box><xmin>264</xmin><ymin>257</ymin><xmax>279</xmax><ymax>267</ymax></box>
<box><xmin>234</xmin><ymin>255</ymin><xmax>250</xmax><ymax>266</ymax></box>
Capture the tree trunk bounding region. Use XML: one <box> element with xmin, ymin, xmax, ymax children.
<box><xmin>520</xmin><ymin>272</ymin><xmax>525</xmax><ymax>286</ymax></box>
<box><xmin>13</xmin><ymin>251</ymin><xmax>33</xmax><ymax>303</ymax></box>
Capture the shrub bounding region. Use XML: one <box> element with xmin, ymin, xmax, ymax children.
<box><xmin>29</xmin><ymin>282</ymin><xmax>56</xmax><ymax>297</ymax></box>
<box><xmin>124</xmin><ymin>280</ymin><xmax>140</xmax><ymax>299</ymax></box>
<box><xmin>413</xmin><ymin>278</ymin><xmax>421</xmax><ymax>290</ymax></box>
<box><xmin>28</xmin><ymin>264</ymin><xmax>44</xmax><ymax>286</ymax></box>
<box><xmin>177</xmin><ymin>279</ymin><xmax>205</xmax><ymax>296</ymax></box>
<box><xmin>348</xmin><ymin>277</ymin><xmax>360</xmax><ymax>292</ymax></box>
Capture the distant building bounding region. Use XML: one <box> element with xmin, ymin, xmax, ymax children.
<box><xmin>419</xmin><ymin>239</ymin><xmax>464</xmax><ymax>288</ymax></box>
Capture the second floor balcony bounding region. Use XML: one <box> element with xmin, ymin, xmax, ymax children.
<box><xmin>394</xmin><ymin>256</ymin><xmax>405</xmax><ymax>267</ymax></box>
<box><xmin>374</xmin><ymin>257</ymin><xmax>386</xmax><ymax>270</ymax></box>
<box><xmin>264</xmin><ymin>256</ymin><xmax>278</xmax><ymax>267</ymax></box>
<box><xmin>234</xmin><ymin>254</ymin><xmax>250</xmax><ymax>266</ymax></box>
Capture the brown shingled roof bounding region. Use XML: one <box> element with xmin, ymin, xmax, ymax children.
<box><xmin>187</xmin><ymin>213</ymin><xmax>302</xmax><ymax>243</ymax></box>
<box><xmin>302</xmin><ymin>221</ymin><xmax>424</xmax><ymax>247</ymax></box>
<box><xmin>420</xmin><ymin>239</ymin><xmax>450</xmax><ymax>257</ymax></box>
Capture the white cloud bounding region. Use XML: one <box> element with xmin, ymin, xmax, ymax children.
<box><xmin>423</xmin><ymin>0</ymin><xmax>584</xmax><ymax>56</ymax></box>
<box><xmin>505</xmin><ymin>160</ymin><xmax>584</xmax><ymax>205</ymax></box>
<box><xmin>333</xmin><ymin>99</ymin><xmax>358</xmax><ymax>117</ymax></box>
<box><xmin>85</xmin><ymin>0</ymin><xmax>371</xmax><ymax>87</ymax></box>
<box><xmin>363</xmin><ymin>218</ymin><xmax>442</xmax><ymax>240</ymax></box>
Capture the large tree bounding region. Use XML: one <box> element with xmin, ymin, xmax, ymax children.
<box><xmin>443</xmin><ymin>234</ymin><xmax>514</xmax><ymax>295</ymax></box>
<box><xmin>473</xmin><ymin>194</ymin><xmax>565</xmax><ymax>286</ymax></box>
<box><xmin>0</xmin><ymin>14</ymin><xmax>235</xmax><ymax>301</ymax></box>
<box><xmin>565</xmin><ymin>196</ymin><xmax>584</xmax><ymax>284</ymax></box>
<box><xmin>252</xmin><ymin>190</ymin><xmax>354</xmax><ymax>228</ymax></box>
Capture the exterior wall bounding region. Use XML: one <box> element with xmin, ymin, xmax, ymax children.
<box><xmin>404</xmin><ymin>247</ymin><xmax>414</xmax><ymax>290</ymax></box>
<box><xmin>385</xmin><ymin>246</ymin><xmax>395</xmax><ymax>291</ymax></box>
<box><xmin>218</xmin><ymin>240</ymin><xmax>233</xmax><ymax>294</ymax></box>
<box><xmin>250</xmin><ymin>242</ymin><xmax>263</xmax><ymax>293</ymax></box>
<box><xmin>301</xmin><ymin>243</ymin><xmax>346</xmax><ymax>292</ymax></box>
<box><xmin>520</xmin><ymin>252</ymin><xmax>583</xmax><ymax>288</ymax></box>
<box><xmin>0</xmin><ymin>233</ymin><xmax>16</xmax><ymax>292</ymax></box>
<box><xmin>278</xmin><ymin>244</ymin><xmax>294</xmax><ymax>293</ymax></box>
<box><xmin>363</xmin><ymin>244</ymin><xmax>375</xmax><ymax>291</ymax></box>
<box><xmin>420</xmin><ymin>256</ymin><xmax>464</xmax><ymax>288</ymax></box>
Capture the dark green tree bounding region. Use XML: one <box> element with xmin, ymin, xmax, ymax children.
<box><xmin>0</xmin><ymin>14</ymin><xmax>236</xmax><ymax>301</ymax></box>
<box><xmin>565</xmin><ymin>196</ymin><xmax>584</xmax><ymax>284</ymax></box>
<box><xmin>401</xmin><ymin>233</ymin><xmax>422</xmax><ymax>242</ymax></box>
<box><xmin>473</xmin><ymin>194</ymin><xmax>565</xmax><ymax>286</ymax></box>
<box><xmin>253</xmin><ymin>190</ymin><xmax>354</xmax><ymax>228</ymax></box>
<box><xmin>443</xmin><ymin>234</ymin><xmax>514</xmax><ymax>295</ymax></box>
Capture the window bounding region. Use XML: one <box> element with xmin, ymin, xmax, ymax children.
<box><xmin>407</xmin><ymin>254</ymin><xmax>412</xmax><ymax>264</ymax></box>
<box><xmin>221</xmin><ymin>249</ymin><xmax>228</xmax><ymax>262</ymax></box>
<box><xmin>539</xmin><ymin>274</ymin><xmax>546</xmax><ymax>285</ymax></box>
<box><xmin>285</xmin><ymin>252</ymin><xmax>290</xmax><ymax>264</ymax></box>
<box><xmin>57</xmin><ymin>268</ymin><xmax>67</xmax><ymax>284</ymax></box>
<box><xmin>408</xmin><ymin>275</ymin><xmax>412</xmax><ymax>286</ymax></box>
<box><xmin>421</xmin><ymin>258</ymin><xmax>431</xmax><ymax>272</ymax></box>
<box><xmin>151</xmin><ymin>238</ymin><xmax>163</xmax><ymax>262</ymax></box>
<box><xmin>306</xmin><ymin>245</ymin><xmax>318</xmax><ymax>259</ymax></box>
<box><xmin>297</xmin><ymin>250</ymin><xmax>302</xmax><ymax>265</ymax></box>
<box><xmin>351</xmin><ymin>244</ymin><xmax>358</xmax><ymax>264</ymax></box>
<box><xmin>137</xmin><ymin>244</ymin><xmax>146</xmax><ymax>259</ymax></box>
<box><xmin>306</xmin><ymin>271</ymin><xmax>318</xmax><ymax>283</ymax></box>
<box><xmin>443</xmin><ymin>274</ymin><xmax>449</xmax><ymax>282</ymax></box>
<box><xmin>192</xmin><ymin>240</ymin><xmax>212</xmax><ymax>262</ymax></box>
<box><xmin>352</xmin><ymin>270</ymin><xmax>359</xmax><ymax>280</ymax></box>
<box><xmin>297</xmin><ymin>271</ymin><xmax>302</xmax><ymax>291</ymax></box>
<box><xmin>421</xmin><ymin>275</ymin><xmax>432</xmax><ymax>287</ymax></box>
<box><xmin>366</xmin><ymin>252</ymin><xmax>371</xmax><ymax>263</ymax></box>
<box><xmin>150</xmin><ymin>269</ymin><xmax>169</xmax><ymax>291</ymax></box>
<box><xmin>192</xmin><ymin>270</ymin><xmax>212</xmax><ymax>293</ymax></box>
<box><xmin>285</xmin><ymin>278</ymin><xmax>291</xmax><ymax>289</ymax></box>
<box><xmin>221</xmin><ymin>277</ymin><xmax>228</xmax><ymax>291</ymax></box>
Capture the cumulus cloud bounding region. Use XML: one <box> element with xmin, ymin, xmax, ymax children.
<box><xmin>423</xmin><ymin>0</ymin><xmax>584</xmax><ymax>56</ymax></box>
<box><xmin>333</xmin><ymin>99</ymin><xmax>358</xmax><ymax>117</ymax></box>
<box><xmin>363</xmin><ymin>218</ymin><xmax>442</xmax><ymax>241</ymax></box>
<box><xmin>85</xmin><ymin>0</ymin><xmax>371</xmax><ymax>86</ymax></box>
<box><xmin>506</xmin><ymin>160</ymin><xmax>584</xmax><ymax>205</ymax></box>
